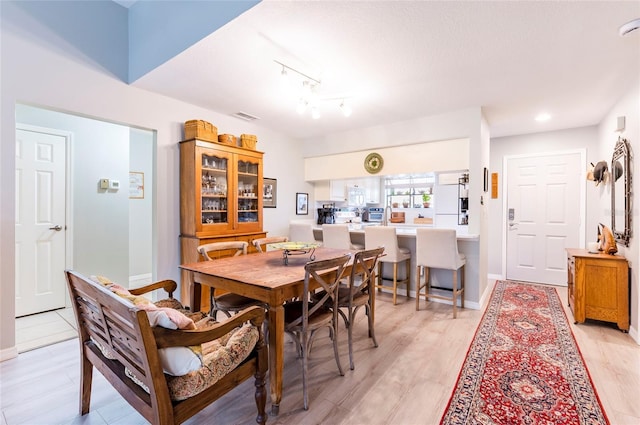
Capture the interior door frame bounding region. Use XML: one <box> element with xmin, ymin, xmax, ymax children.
<box><xmin>16</xmin><ymin>123</ymin><xmax>74</xmax><ymax>310</ymax></box>
<box><xmin>501</xmin><ymin>149</ymin><xmax>586</xmax><ymax>282</ymax></box>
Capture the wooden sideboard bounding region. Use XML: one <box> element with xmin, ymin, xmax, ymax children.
<box><xmin>566</xmin><ymin>248</ymin><xmax>629</xmax><ymax>332</ymax></box>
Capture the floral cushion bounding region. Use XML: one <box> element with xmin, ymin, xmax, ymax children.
<box><xmin>90</xmin><ymin>275</ymin><xmax>204</xmax><ymax>376</ymax></box>
<box><xmin>124</xmin><ymin>320</ymin><xmax>259</xmax><ymax>401</ymax></box>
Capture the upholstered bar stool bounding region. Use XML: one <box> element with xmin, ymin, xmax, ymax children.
<box><xmin>415</xmin><ymin>228</ymin><xmax>465</xmax><ymax>318</ymax></box>
<box><xmin>322</xmin><ymin>224</ymin><xmax>364</xmax><ymax>250</ymax></box>
<box><xmin>289</xmin><ymin>222</ymin><xmax>317</xmax><ymax>242</ymax></box>
<box><xmin>364</xmin><ymin>226</ymin><xmax>411</xmax><ymax>305</ymax></box>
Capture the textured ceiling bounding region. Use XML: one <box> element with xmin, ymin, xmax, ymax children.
<box><xmin>132</xmin><ymin>1</ymin><xmax>640</xmax><ymax>140</ymax></box>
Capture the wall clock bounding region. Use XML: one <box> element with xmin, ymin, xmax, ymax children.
<box><xmin>364</xmin><ymin>152</ymin><xmax>384</xmax><ymax>174</ymax></box>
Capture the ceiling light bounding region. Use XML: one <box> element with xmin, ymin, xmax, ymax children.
<box><xmin>619</xmin><ymin>18</ymin><xmax>640</xmax><ymax>36</ymax></box>
<box><xmin>535</xmin><ymin>113</ymin><xmax>551</xmax><ymax>122</ymax></box>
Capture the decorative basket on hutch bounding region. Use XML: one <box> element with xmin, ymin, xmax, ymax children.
<box><xmin>241</xmin><ymin>134</ymin><xmax>258</xmax><ymax>150</ymax></box>
<box><xmin>184</xmin><ymin>120</ymin><xmax>217</xmax><ymax>142</ymax></box>
<box><xmin>218</xmin><ymin>134</ymin><xmax>237</xmax><ymax>146</ymax></box>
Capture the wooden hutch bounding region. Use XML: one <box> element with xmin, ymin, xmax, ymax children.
<box><xmin>179</xmin><ymin>138</ymin><xmax>266</xmax><ymax>308</ymax></box>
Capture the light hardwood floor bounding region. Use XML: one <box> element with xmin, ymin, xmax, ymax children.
<box><xmin>2</xmin><ymin>284</ymin><xmax>639</xmax><ymax>424</ymax></box>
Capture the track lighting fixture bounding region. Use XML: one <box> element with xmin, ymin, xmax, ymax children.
<box><xmin>274</xmin><ymin>60</ymin><xmax>353</xmax><ymax>119</ymax></box>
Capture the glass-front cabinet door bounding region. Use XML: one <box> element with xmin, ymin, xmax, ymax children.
<box><xmin>235</xmin><ymin>154</ymin><xmax>263</xmax><ymax>232</ymax></box>
<box><xmin>198</xmin><ymin>147</ymin><xmax>233</xmax><ymax>233</ymax></box>
<box><xmin>201</xmin><ymin>152</ymin><xmax>229</xmax><ymax>226</ymax></box>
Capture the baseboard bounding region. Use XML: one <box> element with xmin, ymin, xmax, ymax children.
<box><xmin>629</xmin><ymin>326</ymin><xmax>639</xmax><ymax>345</ymax></box>
<box><xmin>0</xmin><ymin>346</ymin><xmax>18</xmax><ymax>362</ymax></box>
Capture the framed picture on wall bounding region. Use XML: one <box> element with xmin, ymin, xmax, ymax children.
<box><xmin>263</xmin><ymin>178</ymin><xmax>277</xmax><ymax>208</ymax></box>
<box><xmin>129</xmin><ymin>172</ymin><xmax>144</xmax><ymax>199</ymax></box>
<box><xmin>296</xmin><ymin>192</ymin><xmax>308</xmax><ymax>215</ymax></box>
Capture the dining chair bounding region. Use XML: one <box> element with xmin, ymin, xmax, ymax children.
<box><xmin>339</xmin><ymin>247</ymin><xmax>384</xmax><ymax>370</ymax></box>
<box><xmin>197</xmin><ymin>241</ymin><xmax>265</xmax><ymax>319</ymax></box>
<box><xmin>289</xmin><ymin>221</ymin><xmax>317</xmax><ymax>242</ymax></box>
<box><xmin>415</xmin><ymin>228</ymin><xmax>465</xmax><ymax>318</ymax></box>
<box><xmin>321</xmin><ymin>223</ymin><xmax>364</xmax><ymax>250</ymax></box>
<box><xmin>364</xmin><ymin>226</ymin><xmax>411</xmax><ymax>305</ymax></box>
<box><xmin>252</xmin><ymin>236</ymin><xmax>288</xmax><ymax>253</ymax></box>
<box><xmin>283</xmin><ymin>253</ymin><xmax>352</xmax><ymax>410</ymax></box>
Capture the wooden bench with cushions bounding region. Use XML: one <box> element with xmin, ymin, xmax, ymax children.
<box><xmin>65</xmin><ymin>270</ymin><xmax>268</xmax><ymax>425</ymax></box>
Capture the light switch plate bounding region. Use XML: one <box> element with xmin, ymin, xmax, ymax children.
<box><xmin>109</xmin><ymin>180</ymin><xmax>120</xmax><ymax>190</ymax></box>
<box><xmin>100</xmin><ymin>178</ymin><xmax>109</xmax><ymax>189</ymax></box>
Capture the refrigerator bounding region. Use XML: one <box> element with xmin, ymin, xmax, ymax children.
<box><xmin>434</xmin><ymin>183</ymin><xmax>459</xmax><ymax>228</ymax></box>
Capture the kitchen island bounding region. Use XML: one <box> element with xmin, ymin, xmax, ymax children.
<box><xmin>312</xmin><ymin>224</ymin><xmax>481</xmax><ymax>309</ymax></box>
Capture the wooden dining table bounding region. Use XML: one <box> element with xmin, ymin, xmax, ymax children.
<box><xmin>180</xmin><ymin>246</ymin><xmax>354</xmax><ymax>415</ymax></box>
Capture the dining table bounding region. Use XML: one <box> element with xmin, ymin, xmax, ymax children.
<box><xmin>180</xmin><ymin>246</ymin><xmax>354</xmax><ymax>415</ymax></box>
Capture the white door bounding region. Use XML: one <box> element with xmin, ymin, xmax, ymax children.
<box><xmin>506</xmin><ymin>152</ymin><xmax>583</xmax><ymax>285</ymax></box>
<box><xmin>15</xmin><ymin>127</ymin><xmax>67</xmax><ymax>317</ymax></box>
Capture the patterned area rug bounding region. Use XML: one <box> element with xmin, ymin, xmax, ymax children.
<box><xmin>441</xmin><ymin>280</ymin><xmax>609</xmax><ymax>425</ymax></box>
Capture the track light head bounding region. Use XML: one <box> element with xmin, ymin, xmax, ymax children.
<box><xmin>619</xmin><ymin>18</ymin><xmax>640</xmax><ymax>36</ymax></box>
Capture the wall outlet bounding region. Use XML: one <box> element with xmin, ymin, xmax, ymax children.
<box><xmin>100</xmin><ymin>178</ymin><xmax>109</xmax><ymax>189</ymax></box>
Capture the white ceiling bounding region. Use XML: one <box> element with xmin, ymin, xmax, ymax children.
<box><xmin>132</xmin><ymin>1</ymin><xmax>640</xmax><ymax>140</ymax></box>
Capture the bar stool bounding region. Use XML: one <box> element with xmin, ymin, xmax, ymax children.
<box><xmin>415</xmin><ymin>228</ymin><xmax>465</xmax><ymax>318</ymax></box>
<box><xmin>289</xmin><ymin>222</ymin><xmax>317</xmax><ymax>242</ymax></box>
<box><xmin>322</xmin><ymin>224</ymin><xmax>364</xmax><ymax>250</ymax></box>
<box><xmin>364</xmin><ymin>226</ymin><xmax>411</xmax><ymax>305</ymax></box>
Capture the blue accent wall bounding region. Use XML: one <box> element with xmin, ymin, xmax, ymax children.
<box><xmin>128</xmin><ymin>0</ymin><xmax>260</xmax><ymax>82</ymax></box>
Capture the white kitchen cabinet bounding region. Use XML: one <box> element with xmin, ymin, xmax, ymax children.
<box><xmin>315</xmin><ymin>178</ymin><xmax>381</xmax><ymax>203</ymax></box>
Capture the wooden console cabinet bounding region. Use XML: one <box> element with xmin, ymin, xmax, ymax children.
<box><xmin>179</xmin><ymin>139</ymin><xmax>266</xmax><ymax>308</ymax></box>
<box><xmin>566</xmin><ymin>248</ymin><xmax>629</xmax><ymax>332</ymax></box>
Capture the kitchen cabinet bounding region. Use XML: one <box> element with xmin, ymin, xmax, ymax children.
<box><xmin>314</xmin><ymin>177</ymin><xmax>381</xmax><ymax>203</ymax></box>
<box><xmin>566</xmin><ymin>248</ymin><xmax>629</xmax><ymax>332</ymax></box>
<box><xmin>179</xmin><ymin>139</ymin><xmax>266</xmax><ymax>307</ymax></box>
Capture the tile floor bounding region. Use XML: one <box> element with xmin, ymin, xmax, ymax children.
<box><xmin>15</xmin><ymin>308</ymin><xmax>78</xmax><ymax>353</ymax></box>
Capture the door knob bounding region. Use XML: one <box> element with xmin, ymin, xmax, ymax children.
<box><xmin>49</xmin><ymin>225</ymin><xmax>63</xmax><ymax>231</ymax></box>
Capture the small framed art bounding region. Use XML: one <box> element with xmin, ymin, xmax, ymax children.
<box><xmin>263</xmin><ymin>178</ymin><xmax>277</xmax><ymax>208</ymax></box>
<box><xmin>296</xmin><ymin>192</ymin><xmax>308</xmax><ymax>215</ymax></box>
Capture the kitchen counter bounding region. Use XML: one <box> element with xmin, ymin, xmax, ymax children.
<box><xmin>313</xmin><ymin>223</ymin><xmax>478</xmax><ymax>240</ymax></box>
<box><xmin>312</xmin><ymin>223</ymin><xmax>480</xmax><ymax>309</ymax></box>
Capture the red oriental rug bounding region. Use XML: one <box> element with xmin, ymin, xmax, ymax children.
<box><xmin>441</xmin><ymin>280</ymin><xmax>609</xmax><ymax>425</ymax></box>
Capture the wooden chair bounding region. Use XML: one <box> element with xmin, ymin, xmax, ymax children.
<box><xmin>338</xmin><ymin>247</ymin><xmax>384</xmax><ymax>370</ymax></box>
<box><xmin>197</xmin><ymin>241</ymin><xmax>264</xmax><ymax>319</ymax></box>
<box><xmin>65</xmin><ymin>270</ymin><xmax>267</xmax><ymax>425</ymax></box>
<box><xmin>283</xmin><ymin>253</ymin><xmax>352</xmax><ymax>410</ymax></box>
<box><xmin>321</xmin><ymin>223</ymin><xmax>364</xmax><ymax>250</ymax></box>
<box><xmin>364</xmin><ymin>226</ymin><xmax>411</xmax><ymax>305</ymax></box>
<box><xmin>415</xmin><ymin>228</ymin><xmax>465</xmax><ymax>318</ymax></box>
<box><xmin>252</xmin><ymin>236</ymin><xmax>288</xmax><ymax>253</ymax></box>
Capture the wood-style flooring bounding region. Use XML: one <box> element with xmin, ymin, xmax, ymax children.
<box><xmin>2</xmin><ymin>284</ymin><xmax>639</xmax><ymax>424</ymax></box>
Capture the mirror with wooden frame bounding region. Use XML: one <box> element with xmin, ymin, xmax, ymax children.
<box><xmin>611</xmin><ymin>137</ymin><xmax>632</xmax><ymax>246</ymax></box>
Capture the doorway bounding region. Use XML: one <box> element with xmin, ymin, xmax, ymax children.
<box><xmin>504</xmin><ymin>150</ymin><xmax>585</xmax><ymax>285</ymax></box>
<box><xmin>15</xmin><ymin>104</ymin><xmax>155</xmax><ymax>320</ymax></box>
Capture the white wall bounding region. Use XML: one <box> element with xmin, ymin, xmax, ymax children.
<box><xmin>0</xmin><ymin>2</ymin><xmax>303</xmax><ymax>358</ymax></box>
<box><xmin>129</xmin><ymin>128</ymin><xmax>154</xmax><ymax>281</ymax></box>
<box><xmin>597</xmin><ymin>78</ymin><xmax>640</xmax><ymax>341</ymax></box>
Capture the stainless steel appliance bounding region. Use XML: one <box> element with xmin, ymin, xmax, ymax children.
<box><xmin>317</xmin><ymin>205</ymin><xmax>336</xmax><ymax>224</ymax></box>
<box><xmin>365</xmin><ymin>207</ymin><xmax>384</xmax><ymax>222</ymax></box>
